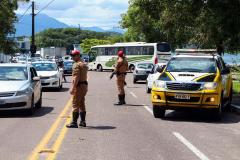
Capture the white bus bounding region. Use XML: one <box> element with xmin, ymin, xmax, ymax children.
<box><xmin>88</xmin><ymin>42</ymin><xmax>171</xmax><ymax>72</ymax></box>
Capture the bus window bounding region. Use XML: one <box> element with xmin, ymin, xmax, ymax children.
<box><xmin>106</xmin><ymin>48</ymin><xmax>115</xmax><ymax>55</ymax></box>
<box><xmin>98</xmin><ymin>48</ymin><xmax>105</xmax><ymax>55</ymax></box>
<box><xmin>148</xmin><ymin>47</ymin><xmax>154</xmax><ymax>55</ymax></box>
<box><xmin>157</xmin><ymin>43</ymin><xmax>171</xmax><ymax>52</ymax></box>
<box><xmin>105</xmin><ymin>48</ymin><xmax>108</xmax><ymax>55</ymax></box>
<box><xmin>135</xmin><ymin>46</ymin><xmax>142</xmax><ymax>55</ymax></box>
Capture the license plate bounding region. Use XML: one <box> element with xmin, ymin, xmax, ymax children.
<box><xmin>0</xmin><ymin>100</ymin><xmax>5</xmax><ymax>105</ymax></box>
<box><xmin>174</xmin><ymin>93</ymin><xmax>190</xmax><ymax>99</ymax></box>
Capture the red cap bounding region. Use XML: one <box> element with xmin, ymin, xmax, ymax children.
<box><xmin>118</xmin><ymin>51</ymin><xmax>124</xmax><ymax>57</ymax></box>
<box><xmin>70</xmin><ymin>50</ymin><xmax>80</xmax><ymax>55</ymax></box>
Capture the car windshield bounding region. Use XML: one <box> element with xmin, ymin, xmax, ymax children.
<box><xmin>19</xmin><ymin>58</ymin><xmax>26</xmax><ymax>61</ymax></box>
<box><xmin>32</xmin><ymin>63</ymin><xmax>57</xmax><ymax>71</ymax></box>
<box><xmin>0</xmin><ymin>66</ymin><xmax>28</xmax><ymax>80</ymax></box>
<box><xmin>137</xmin><ymin>63</ymin><xmax>153</xmax><ymax>69</ymax></box>
<box><xmin>64</xmin><ymin>61</ymin><xmax>74</xmax><ymax>66</ymax></box>
<box><xmin>165</xmin><ymin>57</ymin><xmax>216</xmax><ymax>73</ymax></box>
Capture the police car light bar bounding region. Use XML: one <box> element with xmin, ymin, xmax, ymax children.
<box><xmin>175</xmin><ymin>49</ymin><xmax>217</xmax><ymax>53</ymax></box>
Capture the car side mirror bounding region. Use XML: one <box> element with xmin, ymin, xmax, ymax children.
<box><xmin>33</xmin><ymin>77</ymin><xmax>40</xmax><ymax>81</ymax></box>
<box><xmin>221</xmin><ymin>68</ymin><xmax>230</xmax><ymax>74</ymax></box>
<box><xmin>156</xmin><ymin>66</ymin><xmax>163</xmax><ymax>73</ymax></box>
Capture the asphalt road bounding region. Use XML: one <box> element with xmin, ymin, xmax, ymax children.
<box><xmin>0</xmin><ymin>71</ymin><xmax>240</xmax><ymax>160</ymax></box>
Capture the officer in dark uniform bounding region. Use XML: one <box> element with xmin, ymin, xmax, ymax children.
<box><xmin>114</xmin><ymin>51</ymin><xmax>129</xmax><ymax>105</ymax></box>
<box><xmin>66</xmin><ymin>50</ymin><xmax>88</xmax><ymax>128</ymax></box>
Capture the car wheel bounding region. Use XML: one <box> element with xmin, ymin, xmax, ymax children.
<box><xmin>26</xmin><ymin>96</ymin><xmax>34</xmax><ymax>116</ymax></box>
<box><xmin>35</xmin><ymin>91</ymin><xmax>42</xmax><ymax>108</ymax></box>
<box><xmin>60</xmin><ymin>80</ymin><xmax>63</xmax><ymax>89</ymax></box>
<box><xmin>212</xmin><ymin>96</ymin><xmax>222</xmax><ymax>121</ymax></box>
<box><xmin>129</xmin><ymin>65</ymin><xmax>135</xmax><ymax>73</ymax></box>
<box><xmin>146</xmin><ymin>81</ymin><xmax>151</xmax><ymax>93</ymax></box>
<box><xmin>224</xmin><ymin>88</ymin><xmax>232</xmax><ymax>112</ymax></box>
<box><xmin>133</xmin><ymin>78</ymin><xmax>137</xmax><ymax>84</ymax></box>
<box><xmin>98</xmin><ymin>65</ymin><xmax>103</xmax><ymax>72</ymax></box>
<box><xmin>153</xmin><ymin>105</ymin><xmax>165</xmax><ymax>118</ymax></box>
<box><xmin>57</xmin><ymin>80</ymin><xmax>61</xmax><ymax>91</ymax></box>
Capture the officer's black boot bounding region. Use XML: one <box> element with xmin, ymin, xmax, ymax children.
<box><xmin>66</xmin><ymin>112</ymin><xmax>79</xmax><ymax>128</ymax></box>
<box><xmin>79</xmin><ymin>111</ymin><xmax>86</xmax><ymax>127</ymax></box>
<box><xmin>122</xmin><ymin>94</ymin><xmax>126</xmax><ymax>104</ymax></box>
<box><xmin>114</xmin><ymin>94</ymin><xmax>123</xmax><ymax>105</ymax></box>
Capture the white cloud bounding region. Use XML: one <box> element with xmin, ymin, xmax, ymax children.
<box><xmin>15</xmin><ymin>0</ymin><xmax>129</xmax><ymax>29</ymax></box>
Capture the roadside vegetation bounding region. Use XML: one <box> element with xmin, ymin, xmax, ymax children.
<box><xmin>233</xmin><ymin>82</ymin><xmax>240</xmax><ymax>94</ymax></box>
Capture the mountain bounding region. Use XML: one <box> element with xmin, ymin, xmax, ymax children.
<box><xmin>14</xmin><ymin>14</ymin><xmax>125</xmax><ymax>37</ymax></box>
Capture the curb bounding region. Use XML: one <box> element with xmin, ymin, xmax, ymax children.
<box><xmin>232</xmin><ymin>104</ymin><xmax>240</xmax><ymax>114</ymax></box>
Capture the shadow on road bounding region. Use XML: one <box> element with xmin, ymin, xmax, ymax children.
<box><xmin>0</xmin><ymin>106</ymin><xmax>54</xmax><ymax>118</ymax></box>
<box><xmin>42</xmin><ymin>87</ymin><xmax>69</xmax><ymax>92</ymax></box>
<box><xmin>161</xmin><ymin>110</ymin><xmax>240</xmax><ymax>124</ymax></box>
<box><xmin>82</xmin><ymin>126</ymin><xmax>116</xmax><ymax>130</ymax></box>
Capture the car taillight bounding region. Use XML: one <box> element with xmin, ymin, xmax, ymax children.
<box><xmin>155</xmin><ymin>58</ymin><xmax>158</xmax><ymax>64</ymax></box>
<box><xmin>136</xmin><ymin>69</ymin><xmax>138</xmax><ymax>73</ymax></box>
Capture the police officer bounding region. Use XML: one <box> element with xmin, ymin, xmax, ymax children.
<box><xmin>66</xmin><ymin>50</ymin><xmax>88</xmax><ymax>128</ymax></box>
<box><xmin>114</xmin><ymin>51</ymin><xmax>129</xmax><ymax>105</ymax></box>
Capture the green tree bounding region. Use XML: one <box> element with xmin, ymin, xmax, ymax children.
<box><xmin>80</xmin><ymin>38</ymin><xmax>110</xmax><ymax>54</ymax></box>
<box><xmin>0</xmin><ymin>0</ymin><xmax>30</xmax><ymax>55</ymax></box>
<box><xmin>120</xmin><ymin>0</ymin><xmax>240</xmax><ymax>55</ymax></box>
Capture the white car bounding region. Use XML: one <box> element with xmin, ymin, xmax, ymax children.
<box><xmin>146</xmin><ymin>63</ymin><xmax>166</xmax><ymax>93</ymax></box>
<box><xmin>17</xmin><ymin>57</ymin><xmax>27</xmax><ymax>64</ymax></box>
<box><xmin>31</xmin><ymin>62</ymin><xmax>63</xmax><ymax>91</ymax></box>
<box><xmin>0</xmin><ymin>63</ymin><xmax>42</xmax><ymax>115</ymax></box>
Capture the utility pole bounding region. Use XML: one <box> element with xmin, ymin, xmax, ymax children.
<box><xmin>31</xmin><ymin>1</ymin><xmax>36</xmax><ymax>57</ymax></box>
<box><xmin>78</xmin><ymin>23</ymin><xmax>80</xmax><ymax>45</ymax></box>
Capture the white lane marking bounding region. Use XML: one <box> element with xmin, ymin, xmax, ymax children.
<box><xmin>173</xmin><ymin>132</ymin><xmax>210</xmax><ymax>160</ymax></box>
<box><xmin>232</xmin><ymin>104</ymin><xmax>240</xmax><ymax>108</ymax></box>
<box><xmin>144</xmin><ymin>105</ymin><xmax>153</xmax><ymax>115</ymax></box>
<box><xmin>130</xmin><ymin>92</ymin><xmax>137</xmax><ymax>98</ymax></box>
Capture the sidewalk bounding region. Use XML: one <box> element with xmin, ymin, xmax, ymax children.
<box><xmin>232</xmin><ymin>94</ymin><xmax>240</xmax><ymax>114</ymax></box>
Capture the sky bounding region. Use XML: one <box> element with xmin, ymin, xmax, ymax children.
<box><xmin>15</xmin><ymin>0</ymin><xmax>130</xmax><ymax>30</ymax></box>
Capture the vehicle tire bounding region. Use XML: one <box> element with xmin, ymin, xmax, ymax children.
<box><xmin>133</xmin><ymin>78</ymin><xmax>137</xmax><ymax>84</ymax></box>
<box><xmin>153</xmin><ymin>105</ymin><xmax>165</xmax><ymax>118</ymax></box>
<box><xmin>57</xmin><ymin>80</ymin><xmax>61</xmax><ymax>91</ymax></box>
<box><xmin>98</xmin><ymin>65</ymin><xmax>103</xmax><ymax>72</ymax></box>
<box><xmin>212</xmin><ymin>96</ymin><xmax>222</xmax><ymax>121</ymax></box>
<box><xmin>60</xmin><ymin>80</ymin><xmax>63</xmax><ymax>89</ymax></box>
<box><xmin>146</xmin><ymin>81</ymin><xmax>151</xmax><ymax>93</ymax></box>
<box><xmin>35</xmin><ymin>91</ymin><xmax>42</xmax><ymax>108</ymax></box>
<box><xmin>224</xmin><ymin>88</ymin><xmax>232</xmax><ymax>112</ymax></box>
<box><xmin>26</xmin><ymin>96</ymin><xmax>34</xmax><ymax>116</ymax></box>
<box><xmin>129</xmin><ymin>65</ymin><xmax>135</xmax><ymax>73</ymax></box>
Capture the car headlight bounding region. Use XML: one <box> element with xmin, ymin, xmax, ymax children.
<box><xmin>51</xmin><ymin>74</ymin><xmax>58</xmax><ymax>78</ymax></box>
<box><xmin>203</xmin><ymin>82</ymin><xmax>217</xmax><ymax>90</ymax></box>
<box><xmin>155</xmin><ymin>80</ymin><xmax>165</xmax><ymax>89</ymax></box>
<box><xmin>16</xmin><ymin>88</ymin><xmax>29</xmax><ymax>96</ymax></box>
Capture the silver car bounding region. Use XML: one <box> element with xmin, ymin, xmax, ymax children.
<box><xmin>0</xmin><ymin>63</ymin><xmax>42</xmax><ymax>115</ymax></box>
<box><xmin>133</xmin><ymin>62</ymin><xmax>154</xmax><ymax>83</ymax></box>
<box><xmin>31</xmin><ymin>62</ymin><xmax>63</xmax><ymax>91</ymax></box>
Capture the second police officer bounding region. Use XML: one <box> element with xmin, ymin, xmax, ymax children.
<box><xmin>66</xmin><ymin>50</ymin><xmax>88</xmax><ymax>128</ymax></box>
<box><xmin>114</xmin><ymin>51</ymin><xmax>129</xmax><ymax>105</ymax></box>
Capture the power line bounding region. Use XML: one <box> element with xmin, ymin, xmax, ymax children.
<box><xmin>17</xmin><ymin>4</ymin><xmax>31</xmax><ymax>22</ymax></box>
<box><xmin>35</xmin><ymin>0</ymin><xmax>55</xmax><ymax>16</ymax></box>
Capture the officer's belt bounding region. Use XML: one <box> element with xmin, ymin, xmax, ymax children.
<box><xmin>117</xmin><ymin>72</ymin><xmax>127</xmax><ymax>75</ymax></box>
<box><xmin>77</xmin><ymin>81</ymin><xmax>88</xmax><ymax>86</ymax></box>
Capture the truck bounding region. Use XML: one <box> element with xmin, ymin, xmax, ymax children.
<box><xmin>0</xmin><ymin>53</ymin><xmax>11</xmax><ymax>63</ymax></box>
<box><xmin>40</xmin><ymin>47</ymin><xmax>66</xmax><ymax>59</ymax></box>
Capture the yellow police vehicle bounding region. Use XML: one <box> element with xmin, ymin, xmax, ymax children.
<box><xmin>151</xmin><ymin>49</ymin><xmax>232</xmax><ymax>120</ymax></box>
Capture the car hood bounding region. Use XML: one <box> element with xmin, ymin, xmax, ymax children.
<box><xmin>0</xmin><ymin>81</ymin><xmax>28</xmax><ymax>92</ymax></box>
<box><xmin>168</xmin><ymin>72</ymin><xmax>213</xmax><ymax>81</ymax></box>
<box><xmin>64</xmin><ymin>66</ymin><xmax>72</xmax><ymax>68</ymax></box>
<box><xmin>37</xmin><ymin>71</ymin><xmax>58</xmax><ymax>77</ymax></box>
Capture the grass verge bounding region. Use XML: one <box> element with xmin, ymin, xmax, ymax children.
<box><xmin>233</xmin><ymin>81</ymin><xmax>240</xmax><ymax>94</ymax></box>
